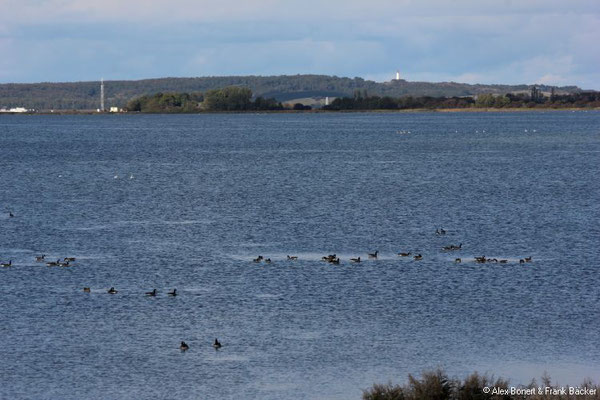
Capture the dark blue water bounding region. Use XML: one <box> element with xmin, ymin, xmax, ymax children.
<box><xmin>1</xmin><ymin>112</ymin><xmax>599</xmax><ymax>399</ymax></box>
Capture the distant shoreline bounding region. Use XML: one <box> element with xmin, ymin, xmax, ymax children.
<box><xmin>0</xmin><ymin>74</ymin><xmax>590</xmax><ymax>111</ymax></box>
<box><xmin>2</xmin><ymin>107</ymin><xmax>598</xmax><ymax>116</ymax></box>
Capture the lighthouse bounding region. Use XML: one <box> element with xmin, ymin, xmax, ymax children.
<box><xmin>395</xmin><ymin>70</ymin><xmax>400</xmax><ymax>80</ymax></box>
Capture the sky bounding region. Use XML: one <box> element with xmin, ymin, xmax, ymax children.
<box><xmin>0</xmin><ymin>0</ymin><xmax>599</xmax><ymax>89</ymax></box>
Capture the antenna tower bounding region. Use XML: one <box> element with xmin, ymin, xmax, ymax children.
<box><xmin>100</xmin><ymin>78</ymin><xmax>105</xmax><ymax>111</ymax></box>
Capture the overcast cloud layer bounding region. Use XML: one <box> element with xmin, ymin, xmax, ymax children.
<box><xmin>1</xmin><ymin>0</ymin><xmax>598</xmax><ymax>88</ymax></box>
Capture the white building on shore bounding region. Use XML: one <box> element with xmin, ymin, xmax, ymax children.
<box><xmin>0</xmin><ymin>107</ymin><xmax>31</xmax><ymax>113</ymax></box>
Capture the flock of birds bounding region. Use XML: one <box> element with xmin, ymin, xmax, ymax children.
<box><xmin>0</xmin><ymin>243</ymin><xmax>219</xmax><ymax>352</ymax></box>
<box><xmin>1</xmin><ymin>254</ymin><xmax>77</xmax><ymax>268</ymax></box>
<box><xmin>3</xmin><ymin>213</ymin><xmax>79</xmax><ymax>267</ymax></box>
<box><xmin>3</xmin><ymin>225</ymin><xmax>533</xmax><ymax>352</ymax></box>
<box><xmin>250</xmin><ymin>228</ymin><xmax>534</xmax><ymax>265</ymax></box>
<box><xmin>0</xmin><ymin>255</ymin><xmax>188</xmax><ymax>297</ymax></box>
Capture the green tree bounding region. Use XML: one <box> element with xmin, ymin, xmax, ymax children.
<box><xmin>475</xmin><ymin>93</ymin><xmax>495</xmax><ymax>108</ymax></box>
<box><xmin>494</xmin><ymin>95</ymin><xmax>510</xmax><ymax>107</ymax></box>
<box><xmin>203</xmin><ymin>86</ymin><xmax>252</xmax><ymax>111</ymax></box>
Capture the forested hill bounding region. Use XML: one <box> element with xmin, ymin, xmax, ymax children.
<box><xmin>0</xmin><ymin>74</ymin><xmax>583</xmax><ymax>110</ymax></box>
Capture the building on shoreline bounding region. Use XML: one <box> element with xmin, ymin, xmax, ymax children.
<box><xmin>0</xmin><ymin>107</ymin><xmax>32</xmax><ymax>113</ymax></box>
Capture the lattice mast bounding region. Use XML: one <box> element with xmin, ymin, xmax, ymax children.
<box><xmin>100</xmin><ymin>78</ymin><xmax>105</xmax><ymax>111</ymax></box>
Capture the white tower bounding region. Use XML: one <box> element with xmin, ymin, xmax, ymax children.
<box><xmin>325</xmin><ymin>96</ymin><xmax>329</xmax><ymax>106</ymax></box>
<box><xmin>100</xmin><ymin>78</ymin><xmax>105</xmax><ymax>111</ymax></box>
<box><xmin>395</xmin><ymin>70</ymin><xmax>400</xmax><ymax>80</ymax></box>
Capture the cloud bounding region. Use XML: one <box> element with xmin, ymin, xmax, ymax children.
<box><xmin>182</xmin><ymin>39</ymin><xmax>387</xmax><ymax>77</ymax></box>
<box><xmin>0</xmin><ymin>0</ymin><xmax>598</xmax><ymax>88</ymax></box>
<box><xmin>3</xmin><ymin>0</ymin><xmax>597</xmax><ymax>25</ymax></box>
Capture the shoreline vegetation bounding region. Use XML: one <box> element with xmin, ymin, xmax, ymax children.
<box><xmin>124</xmin><ymin>86</ymin><xmax>600</xmax><ymax>113</ymax></box>
<box><xmin>2</xmin><ymin>86</ymin><xmax>599</xmax><ymax>114</ymax></box>
<box><xmin>363</xmin><ymin>369</ymin><xmax>599</xmax><ymax>400</ymax></box>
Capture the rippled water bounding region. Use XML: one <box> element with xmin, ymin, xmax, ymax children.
<box><xmin>1</xmin><ymin>112</ymin><xmax>599</xmax><ymax>399</ymax></box>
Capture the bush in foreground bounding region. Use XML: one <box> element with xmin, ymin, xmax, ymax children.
<box><xmin>363</xmin><ymin>369</ymin><xmax>599</xmax><ymax>400</ymax></box>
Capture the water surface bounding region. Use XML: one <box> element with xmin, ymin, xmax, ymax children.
<box><xmin>0</xmin><ymin>111</ymin><xmax>599</xmax><ymax>399</ymax></box>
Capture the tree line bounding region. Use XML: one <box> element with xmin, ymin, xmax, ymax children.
<box><xmin>124</xmin><ymin>87</ymin><xmax>285</xmax><ymax>112</ymax></box>
<box><xmin>126</xmin><ymin>92</ymin><xmax>204</xmax><ymax>113</ymax></box>
<box><xmin>201</xmin><ymin>87</ymin><xmax>284</xmax><ymax>111</ymax></box>
<box><xmin>323</xmin><ymin>88</ymin><xmax>600</xmax><ymax>111</ymax></box>
<box><xmin>117</xmin><ymin>86</ymin><xmax>600</xmax><ymax>113</ymax></box>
